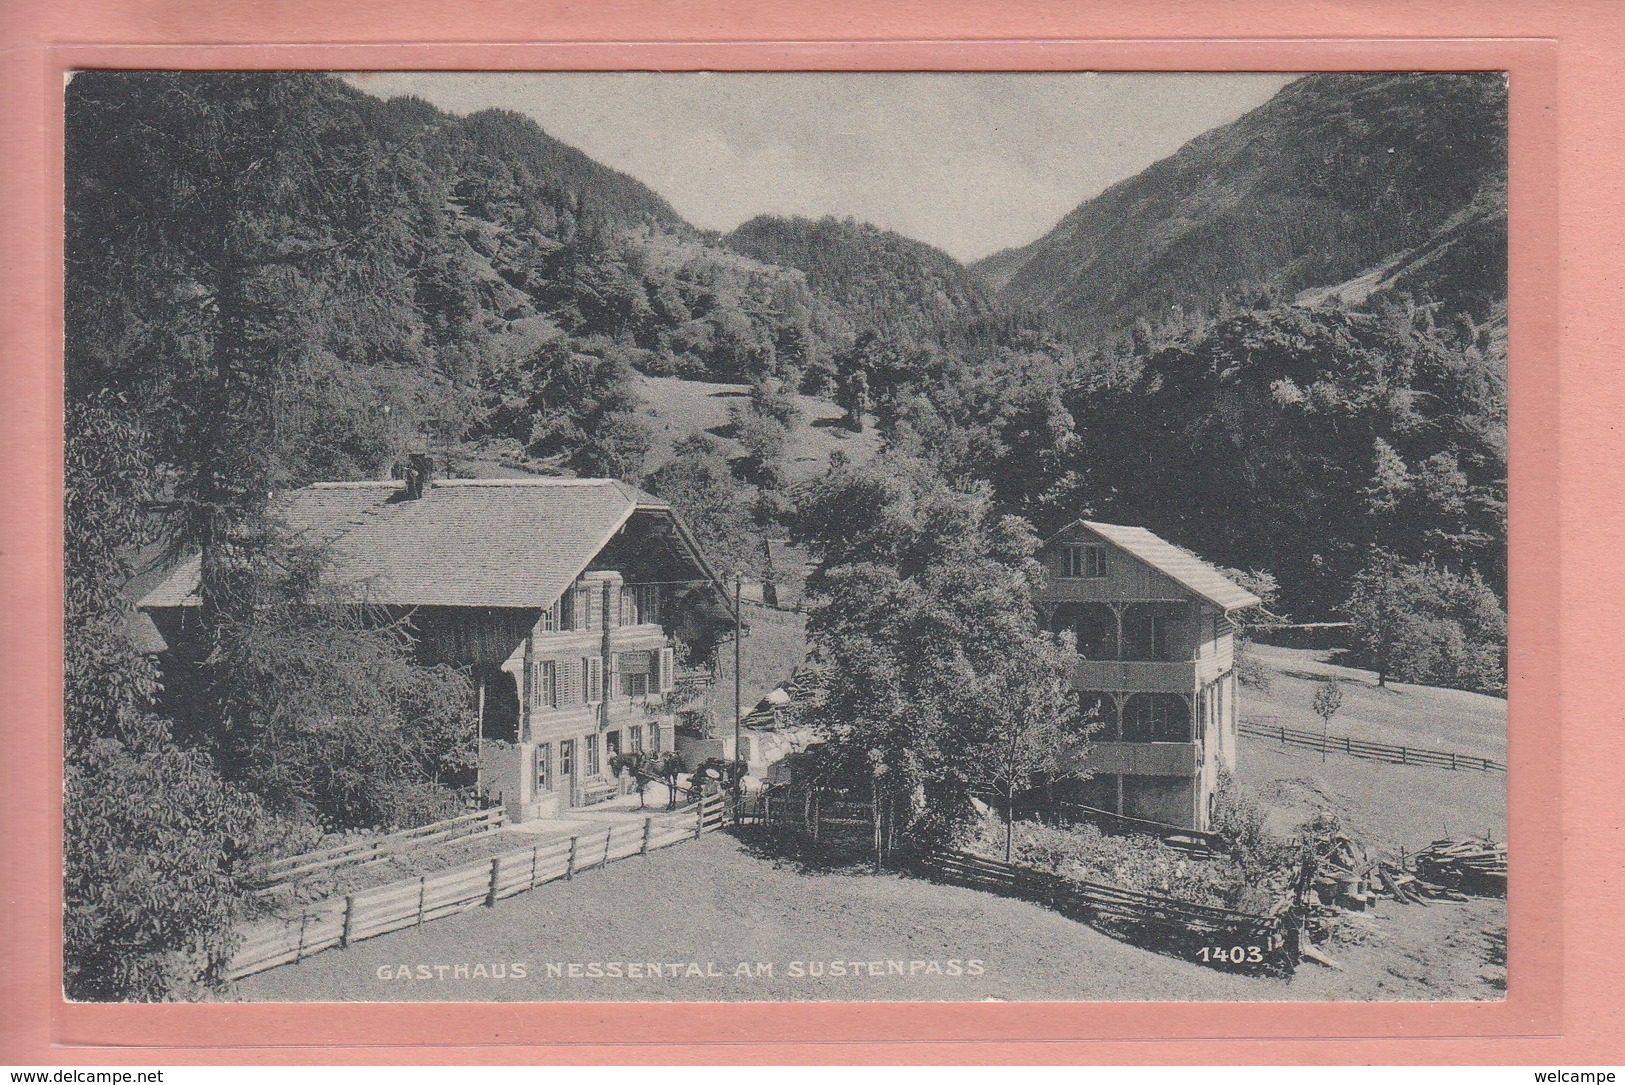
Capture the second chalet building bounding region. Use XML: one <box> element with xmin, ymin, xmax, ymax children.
<box><xmin>139</xmin><ymin>476</ymin><xmax>736</xmax><ymax>824</ymax></box>
<box><xmin>1036</xmin><ymin>520</ymin><xmax>1261</xmax><ymax>832</ymax></box>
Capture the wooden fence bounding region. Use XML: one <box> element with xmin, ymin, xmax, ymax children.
<box><xmin>917</xmin><ymin>847</ymin><xmax>1294</xmax><ymax>972</ymax></box>
<box><xmin>244</xmin><ymin>807</ymin><xmax>509</xmax><ymax>887</ymax></box>
<box><xmin>1240</xmin><ymin>717</ymin><xmax>1506</xmax><ymax>773</ymax></box>
<box><xmin>228</xmin><ymin>792</ymin><xmax>730</xmax><ymax>981</ymax></box>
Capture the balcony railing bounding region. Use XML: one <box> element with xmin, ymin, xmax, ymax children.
<box><xmin>1074</xmin><ymin>741</ymin><xmax>1202</xmax><ymax>777</ymax></box>
<box><xmin>1070</xmin><ymin>659</ymin><xmax>1195</xmax><ymax>693</ymax></box>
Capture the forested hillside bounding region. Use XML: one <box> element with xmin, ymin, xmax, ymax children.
<box><xmin>723</xmin><ymin>214</ymin><xmax>995</xmax><ymax>353</ymax></box>
<box><xmin>979</xmin><ymin>73</ymin><xmax>1507</xmax><ymax>350</ymax></box>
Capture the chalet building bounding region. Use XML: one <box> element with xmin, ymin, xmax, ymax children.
<box><xmin>138</xmin><ymin>476</ymin><xmax>735</xmax><ymax>823</ymax></box>
<box><xmin>1036</xmin><ymin>521</ymin><xmax>1261</xmax><ymax>831</ymax></box>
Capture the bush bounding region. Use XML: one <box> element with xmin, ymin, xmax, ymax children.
<box><xmin>1209</xmin><ymin>772</ymin><xmax>1294</xmax><ymax>877</ymax></box>
<box><xmin>968</xmin><ymin>814</ymin><xmax>1294</xmax><ymax>914</ymax></box>
<box><xmin>64</xmin><ymin>731</ymin><xmax>271</xmax><ymax>1000</ymax></box>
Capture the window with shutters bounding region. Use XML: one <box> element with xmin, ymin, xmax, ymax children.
<box><xmin>538</xmin><ymin>599</ymin><xmax>560</xmax><ymax>633</ymax></box>
<box><xmin>618</xmin><ymin>650</ymin><xmax>652</xmax><ymax>699</ymax></box>
<box><xmin>533</xmin><ymin>659</ymin><xmax>557</xmax><ymax>709</ymax></box>
<box><xmin>566</xmin><ymin>584</ymin><xmax>592</xmax><ymax>631</ymax></box>
<box><xmin>534</xmin><ymin>743</ymin><xmax>552</xmax><ymax>792</ymax></box>
<box><xmin>658</xmin><ymin>646</ymin><xmax>676</xmax><ymax>693</ymax></box>
<box><xmin>558</xmin><ymin>589</ymin><xmax>579</xmax><ymax>632</ymax></box>
<box><xmin>586</xmin><ymin>733</ymin><xmax>600</xmax><ymax>776</ymax></box>
<box><xmin>629</xmin><ymin>725</ymin><xmax>644</xmax><ymax>752</ymax></box>
<box><xmin>583</xmin><ymin>657</ymin><xmax>603</xmax><ymax>705</ymax></box>
<box><xmin>648</xmin><ymin>723</ymin><xmax>661</xmax><ymax>755</ymax></box>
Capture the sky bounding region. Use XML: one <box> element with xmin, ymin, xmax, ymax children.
<box><xmin>346</xmin><ymin>72</ymin><xmax>1298</xmax><ymax>264</ymax></box>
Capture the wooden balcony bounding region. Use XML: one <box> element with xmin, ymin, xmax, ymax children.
<box><xmin>1070</xmin><ymin>659</ymin><xmax>1195</xmax><ymax>694</ymax></box>
<box><xmin>1075</xmin><ymin>741</ymin><xmax>1202</xmax><ymax>777</ymax></box>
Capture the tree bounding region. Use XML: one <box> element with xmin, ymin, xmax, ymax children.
<box><xmin>792</xmin><ymin>455</ymin><xmax>1087</xmax><ymax>848</ymax></box>
<box><xmin>1343</xmin><ymin>550</ymin><xmax>1505</xmax><ymax>694</ymax></box>
<box><xmin>1312</xmin><ymin>679</ymin><xmax>1345</xmax><ymax>762</ymax></box>
<box><xmin>1216</xmin><ymin>566</ymin><xmax>1280</xmax><ymax>691</ymax></box>
<box><xmin>969</xmin><ymin>652</ymin><xmax>1098</xmax><ymax>861</ymax></box>
<box><xmin>644</xmin><ymin>435</ymin><xmax>762</xmax><ymax>577</ymax></box>
<box><xmin>163</xmin><ymin>539</ymin><xmax>477</xmax><ymax>830</ymax></box>
<box><xmin>63</xmin><ymin>394</ymin><xmax>275</xmax><ymax>1000</ymax></box>
<box><xmin>728</xmin><ymin>383</ymin><xmax>794</xmax><ymax>488</ymax></box>
<box><xmin>64</xmin><ymin>733</ymin><xmax>275</xmax><ymax>1000</ymax></box>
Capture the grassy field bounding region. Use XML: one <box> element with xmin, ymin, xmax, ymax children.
<box><xmin>709</xmin><ymin>602</ymin><xmax>810</xmax><ymax>722</ymax></box>
<box><xmin>634</xmin><ymin>374</ymin><xmax>881</xmax><ymax>480</ymax></box>
<box><xmin>1244</xmin><ymin>642</ymin><xmax>1506</xmax><ymax>759</ymax></box>
<box><xmin>1235</xmin><ymin>643</ymin><xmax>1506</xmax><ymax>850</ymax></box>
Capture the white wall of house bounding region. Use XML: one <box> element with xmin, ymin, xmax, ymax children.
<box><xmin>1037</xmin><ymin>525</ymin><xmax>1245</xmax><ymax>831</ymax></box>
<box><xmin>495</xmin><ymin>570</ymin><xmax>682</xmax><ymax>823</ymax></box>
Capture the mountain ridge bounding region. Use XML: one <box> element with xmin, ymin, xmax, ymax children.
<box><xmin>975</xmin><ymin>72</ymin><xmax>1508</xmax><ymax>345</ymax></box>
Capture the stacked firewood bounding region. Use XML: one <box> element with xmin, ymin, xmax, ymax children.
<box><xmin>1412</xmin><ymin>838</ymin><xmax>1507</xmax><ymax>895</ymax></box>
<box><xmin>1291</xmin><ymin>830</ymin><xmax>1505</xmax><ymax>968</ymax></box>
<box><xmin>1306</xmin><ymin>833</ymin><xmax>1495</xmax><ymax>908</ymax></box>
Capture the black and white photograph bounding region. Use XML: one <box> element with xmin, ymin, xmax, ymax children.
<box><xmin>63</xmin><ymin>69</ymin><xmax>1509</xmax><ymax>1004</ymax></box>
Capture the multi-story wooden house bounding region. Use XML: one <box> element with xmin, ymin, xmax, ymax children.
<box><xmin>1036</xmin><ymin>520</ymin><xmax>1261</xmax><ymax>831</ymax></box>
<box><xmin>138</xmin><ymin>476</ymin><xmax>735</xmax><ymax>823</ymax></box>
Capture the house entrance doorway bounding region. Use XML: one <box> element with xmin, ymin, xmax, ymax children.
<box><xmin>559</xmin><ymin>738</ymin><xmax>577</xmax><ymax>807</ymax></box>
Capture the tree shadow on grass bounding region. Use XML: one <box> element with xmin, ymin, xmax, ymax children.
<box><xmin>727</xmin><ymin>825</ymin><xmax>885</xmax><ymax>878</ymax></box>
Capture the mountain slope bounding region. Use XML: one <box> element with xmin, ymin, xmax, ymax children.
<box><xmin>376</xmin><ymin>97</ymin><xmax>689</xmax><ymax>230</ymax></box>
<box><xmin>723</xmin><ymin>214</ymin><xmax>995</xmax><ymax>349</ymax></box>
<box><xmin>980</xmin><ymin>72</ymin><xmax>1507</xmax><ymax>344</ymax></box>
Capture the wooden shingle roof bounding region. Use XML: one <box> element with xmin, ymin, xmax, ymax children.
<box><xmin>1051</xmin><ymin>519</ymin><xmax>1263</xmax><ymax>612</ymax></box>
<box><xmin>139</xmin><ymin>478</ymin><xmax>682</xmax><ymax>611</ymax></box>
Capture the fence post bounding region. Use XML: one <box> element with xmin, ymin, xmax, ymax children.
<box><xmin>416</xmin><ymin>876</ymin><xmax>426</xmax><ymax>926</ymax></box>
<box><xmin>530</xmin><ymin>844</ymin><xmax>539</xmax><ymax>888</ymax></box>
<box><xmin>486</xmin><ymin>857</ymin><xmax>501</xmax><ymax>906</ymax></box>
<box><xmin>695</xmin><ymin>797</ymin><xmax>705</xmax><ymax>839</ymax></box>
<box><xmin>340</xmin><ymin>895</ymin><xmax>355</xmax><ymax>948</ymax></box>
<box><xmin>1280</xmin><ymin>725</ymin><xmax>1286</xmax><ymax>744</ymax></box>
<box><xmin>602</xmin><ymin>827</ymin><xmax>613</xmax><ymax>869</ymax></box>
<box><xmin>566</xmin><ymin>836</ymin><xmax>578</xmax><ymax>880</ymax></box>
<box><xmin>295</xmin><ymin>912</ymin><xmax>308</xmax><ymax>963</ymax></box>
<box><xmin>642</xmin><ymin>817</ymin><xmax>653</xmax><ymax>856</ymax></box>
<box><xmin>1345</xmin><ymin>736</ymin><xmax>1352</xmax><ymax>754</ymax></box>
<box><xmin>1451</xmin><ymin>752</ymin><xmax>1458</xmax><ymax>770</ymax></box>
<box><xmin>1401</xmin><ymin>746</ymin><xmax>1408</xmax><ymax>765</ymax></box>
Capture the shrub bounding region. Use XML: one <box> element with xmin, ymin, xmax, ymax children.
<box><xmin>968</xmin><ymin>814</ymin><xmax>1294</xmax><ymax>915</ymax></box>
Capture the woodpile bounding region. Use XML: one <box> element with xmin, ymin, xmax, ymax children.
<box><xmin>1413</xmin><ymin>838</ymin><xmax>1507</xmax><ymax>895</ymax></box>
<box><xmin>1300</xmin><ymin>827</ymin><xmax>1502</xmax><ymax>911</ymax></box>
<box><xmin>1294</xmin><ymin>829</ymin><xmax>1498</xmax><ymax>966</ymax></box>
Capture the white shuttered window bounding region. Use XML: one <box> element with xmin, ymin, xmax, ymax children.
<box><xmin>583</xmin><ymin>657</ymin><xmax>603</xmax><ymax>705</ymax></box>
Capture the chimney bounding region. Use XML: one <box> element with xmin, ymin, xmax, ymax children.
<box><xmin>402</xmin><ymin>453</ymin><xmax>434</xmax><ymax>500</ymax></box>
